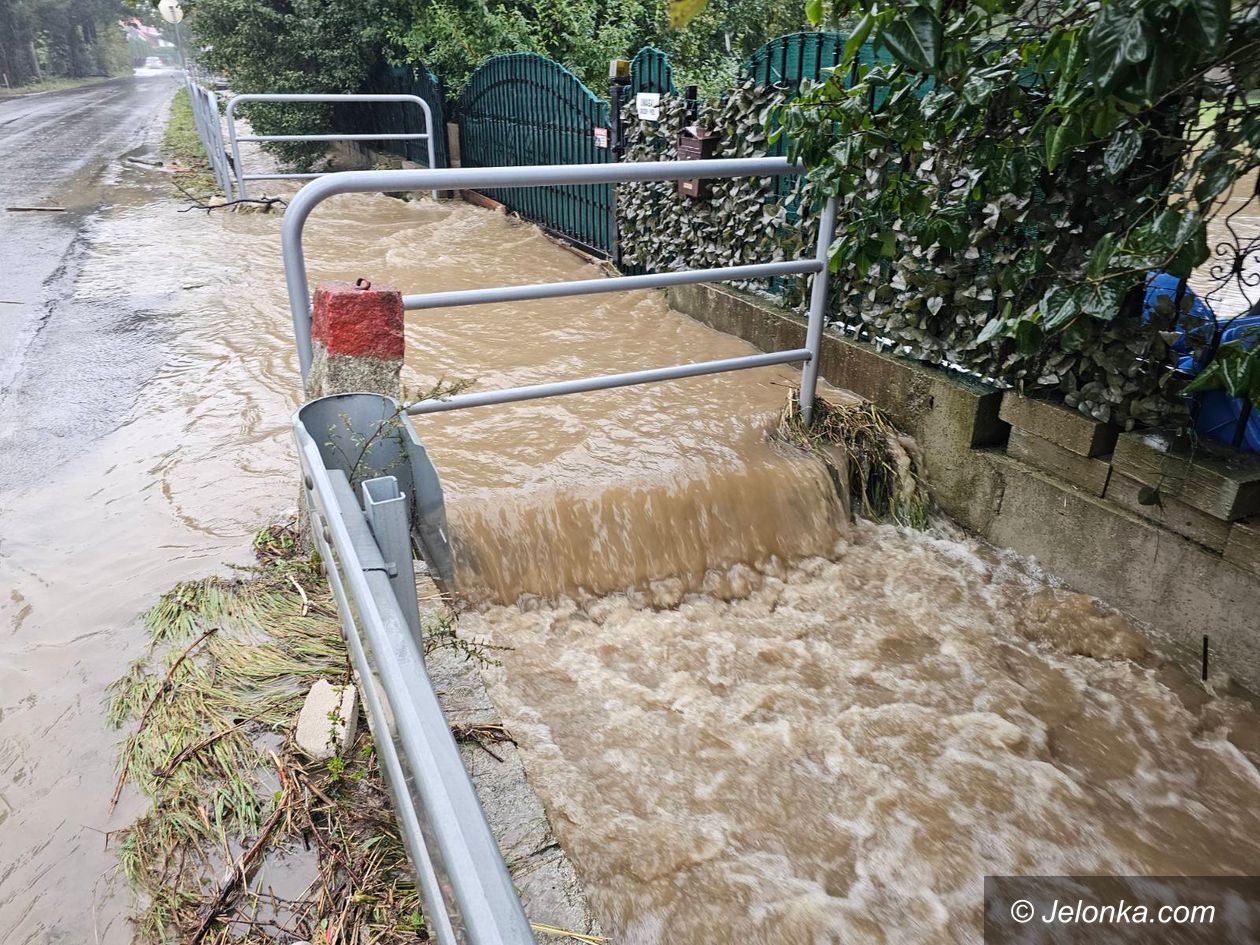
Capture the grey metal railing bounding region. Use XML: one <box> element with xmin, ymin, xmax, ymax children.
<box><xmin>294</xmin><ymin>392</ymin><xmax>529</xmax><ymax>945</ymax></box>
<box><xmin>226</xmin><ymin>93</ymin><xmax>437</xmax><ymax>200</ymax></box>
<box><xmin>184</xmin><ymin>77</ymin><xmax>234</xmax><ymax>197</ymax></box>
<box><xmin>281</xmin><ymin>157</ymin><xmax>838</xmax><ymax>423</ymax></box>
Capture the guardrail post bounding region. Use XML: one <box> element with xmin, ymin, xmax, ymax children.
<box><xmin>309</xmin><ymin>279</ymin><xmax>404</xmax><ymax>399</ymax></box>
<box><xmin>361</xmin><ymin>475</ymin><xmax>424</xmax><ymax>644</ymax></box>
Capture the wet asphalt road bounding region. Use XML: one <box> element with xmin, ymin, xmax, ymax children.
<box><xmin>0</xmin><ymin>73</ymin><xmax>177</xmax><ymax>488</ymax></box>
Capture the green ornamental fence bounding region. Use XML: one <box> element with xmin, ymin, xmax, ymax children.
<box><xmin>738</xmin><ymin>33</ymin><xmax>889</xmax><ymax>206</ymax></box>
<box><xmin>334</xmin><ymin>60</ymin><xmax>451</xmax><ymax>169</ymax></box>
<box><xmin>739</xmin><ymin>31</ymin><xmax>848</xmax><ymax>89</ymax></box>
<box><xmin>455</xmin><ymin>53</ymin><xmax>615</xmax><ymax>256</ymax></box>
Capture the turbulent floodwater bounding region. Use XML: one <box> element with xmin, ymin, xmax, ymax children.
<box><xmin>466</xmin><ymin>533</ymin><xmax>1260</xmax><ymax>944</ymax></box>
<box><xmin>1</xmin><ymin>157</ymin><xmax>1257</xmax><ymax>945</ymax></box>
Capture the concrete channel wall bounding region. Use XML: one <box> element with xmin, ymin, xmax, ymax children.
<box><xmin>667</xmin><ymin>283</ymin><xmax>1260</xmax><ymax>692</ymax></box>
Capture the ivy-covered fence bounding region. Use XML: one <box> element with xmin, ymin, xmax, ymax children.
<box><xmin>336</xmin><ymin>29</ymin><xmax>1243</xmax><ymax>436</ymax></box>
<box><xmin>619</xmin><ymin>33</ymin><xmax>855</xmax><ymax>294</ymax></box>
<box><xmin>618</xmin><ymin>78</ymin><xmax>1187</xmax><ymax>427</ymax></box>
<box><xmin>615</xmin><ymin>35</ymin><xmax>1205</xmax><ymax>430</ymax></box>
<box><xmin>619</xmin><ymin>84</ymin><xmax>807</xmax><ymax>294</ymax></box>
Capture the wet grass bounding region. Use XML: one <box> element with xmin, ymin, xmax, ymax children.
<box><xmin>162</xmin><ymin>87</ymin><xmax>219</xmax><ymax>198</ymax></box>
<box><xmin>0</xmin><ymin>74</ymin><xmax>114</xmax><ymax>99</ymax></box>
<box><xmin>112</xmin><ymin>523</ymin><xmax>603</xmax><ymax>943</ymax></box>
<box><xmin>110</xmin><ymin>525</ymin><xmax>440</xmax><ymax>943</ymax></box>
<box><xmin>778</xmin><ymin>388</ymin><xmax>930</xmax><ymax>527</ymax></box>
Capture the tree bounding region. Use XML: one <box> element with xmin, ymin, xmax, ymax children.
<box><xmin>188</xmin><ymin>0</ymin><xmax>408</xmax><ymax>164</ymax></box>
<box><xmin>0</xmin><ymin>0</ymin><xmax>130</xmax><ymax>86</ymax></box>
<box><xmin>389</xmin><ymin>0</ymin><xmax>803</xmax><ymax>94</ymax></box>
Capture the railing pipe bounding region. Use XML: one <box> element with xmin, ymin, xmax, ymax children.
<box><xmin>402</xmin><ymin>260</ymin><xmax>822</xmax><ymax>311</ymax></box>
<box><xmin>281</xmin><ymin>157</ymin><xmax>801</xmax><ymax>380</ymax></box>
<box><xmin>406</xmin><ymin>349</ymin><xmax>812</xmax><ymax>415</ymax></box>
<box><xmin>238</xmin><ymin>133</ymin><xmax>430</xmax><ymax>143</ymax></box>
<box><xmin>226</xmin><ymin>93</ymin><xmax>437</xmax><ymax>200</ymax></box>
<box><xmin>799</xmin><ymin>196</ymin><xmax>839</xmax><ymax>425</ymax></box>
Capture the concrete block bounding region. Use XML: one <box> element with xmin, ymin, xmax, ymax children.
<box><xmin>666</xmin><ymin>283</ymin><xmax>1007</xmax><ymax>530</ymax></box>
<box><xmin>308</xmin><ymin>280</ymin><xmax>403</xmax><ymax>399</ymax></box>
<box><xmin>1225</xmin><ymin>518</ymin><xmax>1260</xmax><ymax>578</ymax></box>
<box><xmin>1106</xmin><ymin>472</ymin><xmax>1231</xmax><ymax>552</ymax></box>
<box><xmin>295</xmin><ymin>679</ymin><xmax>358</xmax><ymax>761</ymax></box>
<box><xmin>984</xmin><ymin>451</ymin><xmax>1260</xmax><ymax>691</ymax></box>
<box><xmin>1000</xmin><ymin>392</ymin><xmax>1118</xmax><ymax>457</ymax></box>
<box><xmin>1007</xmin><ymin>427</ymin><xmax>1111</xmax><ymax>496</ymax></box>
<box><xmin>1112</xmin><ymin>432</ymin><xmax>1260</xmax><ymax>521</ymax></box>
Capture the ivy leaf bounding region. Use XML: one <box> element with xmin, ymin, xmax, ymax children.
<box><xmin>1015</xmin><ymin>319</ymin><xmax>1043</xmax><ymax>355</ymax></box>
<box><xmin>1045</xmin><ymin>113</ymin><xmax>1082</xmax><ymax>172</ymax></box>
<box><xmin>1043</xmin><ymin>288</ymin><xmax>1080</xmax><ymax>331</ymax></box>
<box><xmin>843</xmin><ymin>11</ymin><xmax>876</xmax><ymax>63</ymax></box>
<box><xmin>879</xmin><ymin>5</ymin><xmax>943</xmax><ymax>74</ymax></box>
<box><xmin>1087</xmin><ymin>233</ymin><xmax>1116</xmax><ymax>278</ymax></box>
<box><xmin>805</xmin><ymin>0</ymin><xmax>824</xmax><ymax>29</ymax></box>
<box><xmin>1189</xmin><ymin>0</ymin><xmax>1230</xmax><ymax>50</ymax></box>
<box><xmin>1087</xmin><ymin>4</ymin><xmax>1145</xmax><ymax>93</ymax></box>
<box><xmin>1185</xmin><ymin>339</ymin><xmax>1260</xmax><ymax>408</ymax></box>
<box><xmin>1103</xmin><ymin>127</ymin><xmax>1141</xmax><ymax>176</ymax></box>
<box><xmin>1193</xmin><ymin>160</ymin><xmax>1238</xmax><ymax>206</ymax></box>
<box><xmin>976</xmin><ymin>317</ymin><xmax>1006</xmax><ymax>344</ymax></box>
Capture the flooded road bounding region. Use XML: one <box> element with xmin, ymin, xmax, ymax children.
<box><xmin>0</xmin><ymin>146</ymin><xmax>1257</xmax><ymax>945</ymax></box>
<box><xmin>0</xmin><ymin>75</ymin><xmax>177</xmax><ymax>398</ymax></box>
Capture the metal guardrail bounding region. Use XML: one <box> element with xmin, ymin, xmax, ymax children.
<box><xmin>281</xmin><ymin>157</ymin><xmax>838</xmax><ymax>423</ymax></box>
<box><xmin>225</xmin><ymin>93</ymin><xmax>437</xmax><ymax>200</ymax></box>
<box><xmin>184</xmin><ymin>77</ymin><xmax>234</xmax><ymax>197</ymax></box>
<box><xmin>294</xmin><ymin>392</ymin><xmax>530</xmax><ymax>945</ymax></box>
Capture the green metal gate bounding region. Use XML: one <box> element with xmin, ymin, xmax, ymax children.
<box><xmin>629</xmin><ymin>46</ymin><xmax>675</xmax><ymax>96</ymax></box>
<box><xmin>456</xmin><ymin>53</ymin><xmax>615</xmax><ymax>256</ymax></box>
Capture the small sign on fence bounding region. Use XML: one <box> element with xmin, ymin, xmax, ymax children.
<box><xmin>635</xmin><ymin>92</ymin><xmax>661</xmax><ymax>121</ymax></box>
<box><xmin>593</xmin><ymin>127</ymin><xmax>609</xmax><ymax>149</ymax></box>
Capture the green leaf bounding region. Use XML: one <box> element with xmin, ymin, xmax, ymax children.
<box><xmin>805</xmin><ymin>0</ymin><xmax>824</xmax><ymax>29</ymax></box>
<box><xmin>1103</xmin><ymin>127</ymin><xmax>1142</xmax><ymax>176</ymax></box>
<box><xmin>1087</xmin><ymin>233</ymin><xmax>1117</xmax><ymax>278</ymax></box>
<box><xmin>879</xmin><ymin>5</ymin><xmax>943</xmax><ymax>74</ymax></box>
<box><xmin>1193</xmin><ymin>160</ymin><xmax>1238</xmax><ymax>206</ymax></box>
<box><xmin>1087</xmin><ymin>4</ymin><xmax>1142</xmax><ymax>93</ymax></box>
<box><xmin>1045</xmin><ymin>113</ymin><xmax>1082</xmax><ymax>172</ymax></box>
<box><xmin>1189</xmin><ymin>0</ymin><xmax>1230</xmax><ymax>50</ymax></box>
<box><xmin>976</xmin><ymin>317</ymin><xmax>1006</xmax><ymax>344</ymax></box>
<box><xmin>1185</xmin><ymin>341</ymin><xmax>1260</xmax><ymax>407</ymax></box>
<box><xmin>1015</xmin><ymin>320</ymin><xmax>1043</xmax><ymax>355</ymax></box>
<box><xmin>1043</xmin><ymin>288</ymin><xmax>1080</xmax><ymax>331</ymax></box>
<box><xmin>844</xmin><ymin>11</ymin><xmax>876</xmax><ymax>64</ymax></box>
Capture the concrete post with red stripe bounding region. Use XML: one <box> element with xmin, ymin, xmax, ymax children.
<box><xmin>308</xmin><ymin>278</ymin><xmax>404</xmax><ymax>399</ymax></box>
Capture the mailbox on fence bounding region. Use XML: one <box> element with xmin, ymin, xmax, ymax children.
<box><xmin>677</xmin><ymin>126</ymin><xmax>722</xmax><ymax>199</ymax></box>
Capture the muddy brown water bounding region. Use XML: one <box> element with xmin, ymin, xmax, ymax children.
<box><xmin>0</xmin><ymin>172</ymin><xmax>1257</xmax><ymax>945</ymax></box>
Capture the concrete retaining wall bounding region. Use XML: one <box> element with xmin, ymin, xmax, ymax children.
<box><xmin>667</xmin><ymin>283</ymin><xmax>1260</xmax><ymax>691</ymax></box>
